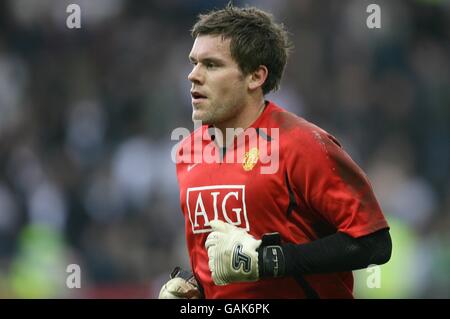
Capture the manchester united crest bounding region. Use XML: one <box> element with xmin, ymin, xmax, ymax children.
<box><xmin>243</xmin><ymin>147</ymin><xmax>259</xmax><ymax>171</ymax></box>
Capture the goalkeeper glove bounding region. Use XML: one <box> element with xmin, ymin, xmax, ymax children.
<box><xmin>158</xmin><ymin>267</ymin><xmax>203</xmax><ymax>299</ymax></box>
<box><xmin>205</xmin><ymin>220</ymin><xmax>286</xmax><ymax>285</ymax></box>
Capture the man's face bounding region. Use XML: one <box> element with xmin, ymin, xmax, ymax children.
<box><xmin>188</xmin><ymin>35</ymin><xmax>248</xmax><ymax>126</ymax></box>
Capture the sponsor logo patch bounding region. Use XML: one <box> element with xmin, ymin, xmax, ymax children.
<box><xmin>186</xmin><ymin>185</ymin><xmax>249</xmax><ymax>234</ymax></box>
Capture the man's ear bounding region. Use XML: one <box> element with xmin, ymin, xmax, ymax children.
<box><xmin>248</xmin><ymin>65</ymin><xmax>268</xmax><ymax>91</ymax></box>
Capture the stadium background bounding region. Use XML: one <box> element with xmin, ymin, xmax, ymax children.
<box><xmin>0</xmin><ymin>0</ymin><xmax>448</xmax><ymax>298</ymax></box>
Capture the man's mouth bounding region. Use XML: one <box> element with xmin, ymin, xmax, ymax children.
<box><xmin>191</xmin><ymin>91</ymin><xmax>207</xmax><ymax>101</ymax></box>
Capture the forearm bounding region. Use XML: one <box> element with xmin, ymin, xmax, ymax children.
<box><xmin>281</xmin><ymin>228</ymin><xmax>392</xmax><ymax>275</ymax></box>
<box><xmin>205</xmin><ymin>219</ymin><xmax>392</xmax><ymax>288</ymax></box>
<box><xmin>258</xmin><ymin>228</ymin><xmax>392</xmax><ymax>278</ymax></box>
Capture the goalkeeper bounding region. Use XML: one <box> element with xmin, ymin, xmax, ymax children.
<box><xmin>160</xmin><ymin>4</ymin><xmax>391</xmax><ymax>299</ymax></box>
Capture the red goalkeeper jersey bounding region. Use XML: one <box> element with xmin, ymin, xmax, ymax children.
<box><xmin>175</xmin><ymin>101</ymin><xmax>388</xmax><ymax>299</ymax></box>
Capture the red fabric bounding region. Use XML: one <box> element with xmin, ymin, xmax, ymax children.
<box><xmin>176</xmin><ymin>101</ymin><xmax>388</xmax><ymax>298</ymax></box>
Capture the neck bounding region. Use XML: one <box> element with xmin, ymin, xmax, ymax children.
<box><xmin>214</xmin><ymin>97</ymin><xmax>266</xmax><ymax>148</ymax></box>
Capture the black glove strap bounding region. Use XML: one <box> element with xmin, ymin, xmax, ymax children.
<box><xmin>257</xmin><ymin>235</ymin><xmax>319</xmax><ymax>298</ymax></box>
<box><xmin>170</xmin><ymin>267</ymin><xmax>202</xmax><ymax>292</ymax></box>
<box><xmin>171</xmin><ymin>267</ymin><xmax>193</xmax><ymax>281</ymax></box>
<box><xmin>258</xmin><ymin>233</ymin><xmax>286</xmax><ymax>278</ymax></box>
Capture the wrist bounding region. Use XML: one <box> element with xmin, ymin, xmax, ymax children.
<box><xmin>257</xmin><ymin>232</ymin><xmax>286</xmax><ymax>278</ymax></box>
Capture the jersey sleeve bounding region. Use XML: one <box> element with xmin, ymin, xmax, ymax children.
<box><xmin>286</xmin><ymin>127</ymin><xmax>389</xmax><ymax>238</ymax></box>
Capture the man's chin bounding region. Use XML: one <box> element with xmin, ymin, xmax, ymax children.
<box><xmin>192</xmin><ymin>111</ymin><xmax>212</xmax><ymax>125</ymax></box>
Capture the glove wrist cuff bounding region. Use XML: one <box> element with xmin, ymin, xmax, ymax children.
<box><xmin>258</xmin><ymin>233</ymin><xmax>286</xmax><ymax>278</ymax></box>
<box><xmin>166</xmin><ymin>266</ymin><xmax>204</xmax><ymax>298</ymax></box>
<box><xmin>171</xmin><ymin>266</ymin><xmax>198</xmax><ymax>287</ymax></box>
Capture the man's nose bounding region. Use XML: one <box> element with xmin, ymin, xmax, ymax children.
<box><xmin>188</xmin><ymin>64</ymin><xmax>203</xmax><ymax>84</ymax></box>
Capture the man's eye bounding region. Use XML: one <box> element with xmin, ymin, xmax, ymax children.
<box><xmin>206</xmin><ymin>63</ymin><xmax>215</xmax><ymax>69</ymax></box>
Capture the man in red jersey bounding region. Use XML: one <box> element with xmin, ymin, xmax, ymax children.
<box><xmin>159</xmin><ymin>4</ymin><xmax>391</xmax><ymax>299</ymax></box>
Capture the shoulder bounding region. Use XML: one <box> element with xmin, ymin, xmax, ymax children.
<box><xmin>265</xmin><ymin>101</ymin><xmax>342</xmax><ymax>152</ymax></box>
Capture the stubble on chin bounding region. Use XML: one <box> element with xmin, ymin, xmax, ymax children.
<box><xmin>192</xmin><ymin>110</ymin><xmax>213</xmax><ymax>125</ymax></box>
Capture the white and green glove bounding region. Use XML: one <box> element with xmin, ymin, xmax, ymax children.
<box><xmin>205</xmin><ymin>220</ymin><xmax>287</xmax><ymax>286</ymax></box>
<box><xmin>158</xmin><ymin>267</ymin><xmax>203</xmax><ymax>299</ymax></box>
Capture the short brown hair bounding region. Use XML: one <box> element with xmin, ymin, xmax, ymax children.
<box><xmin>191</xmin><ymin>4</ymin><xmax>292</xmax><ymax>95</ymax></box>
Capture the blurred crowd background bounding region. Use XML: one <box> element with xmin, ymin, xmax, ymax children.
<box><xmin>0</xmin><ymin>0</ymin><xmax>449</xmax><ymax>298</ymax></box>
